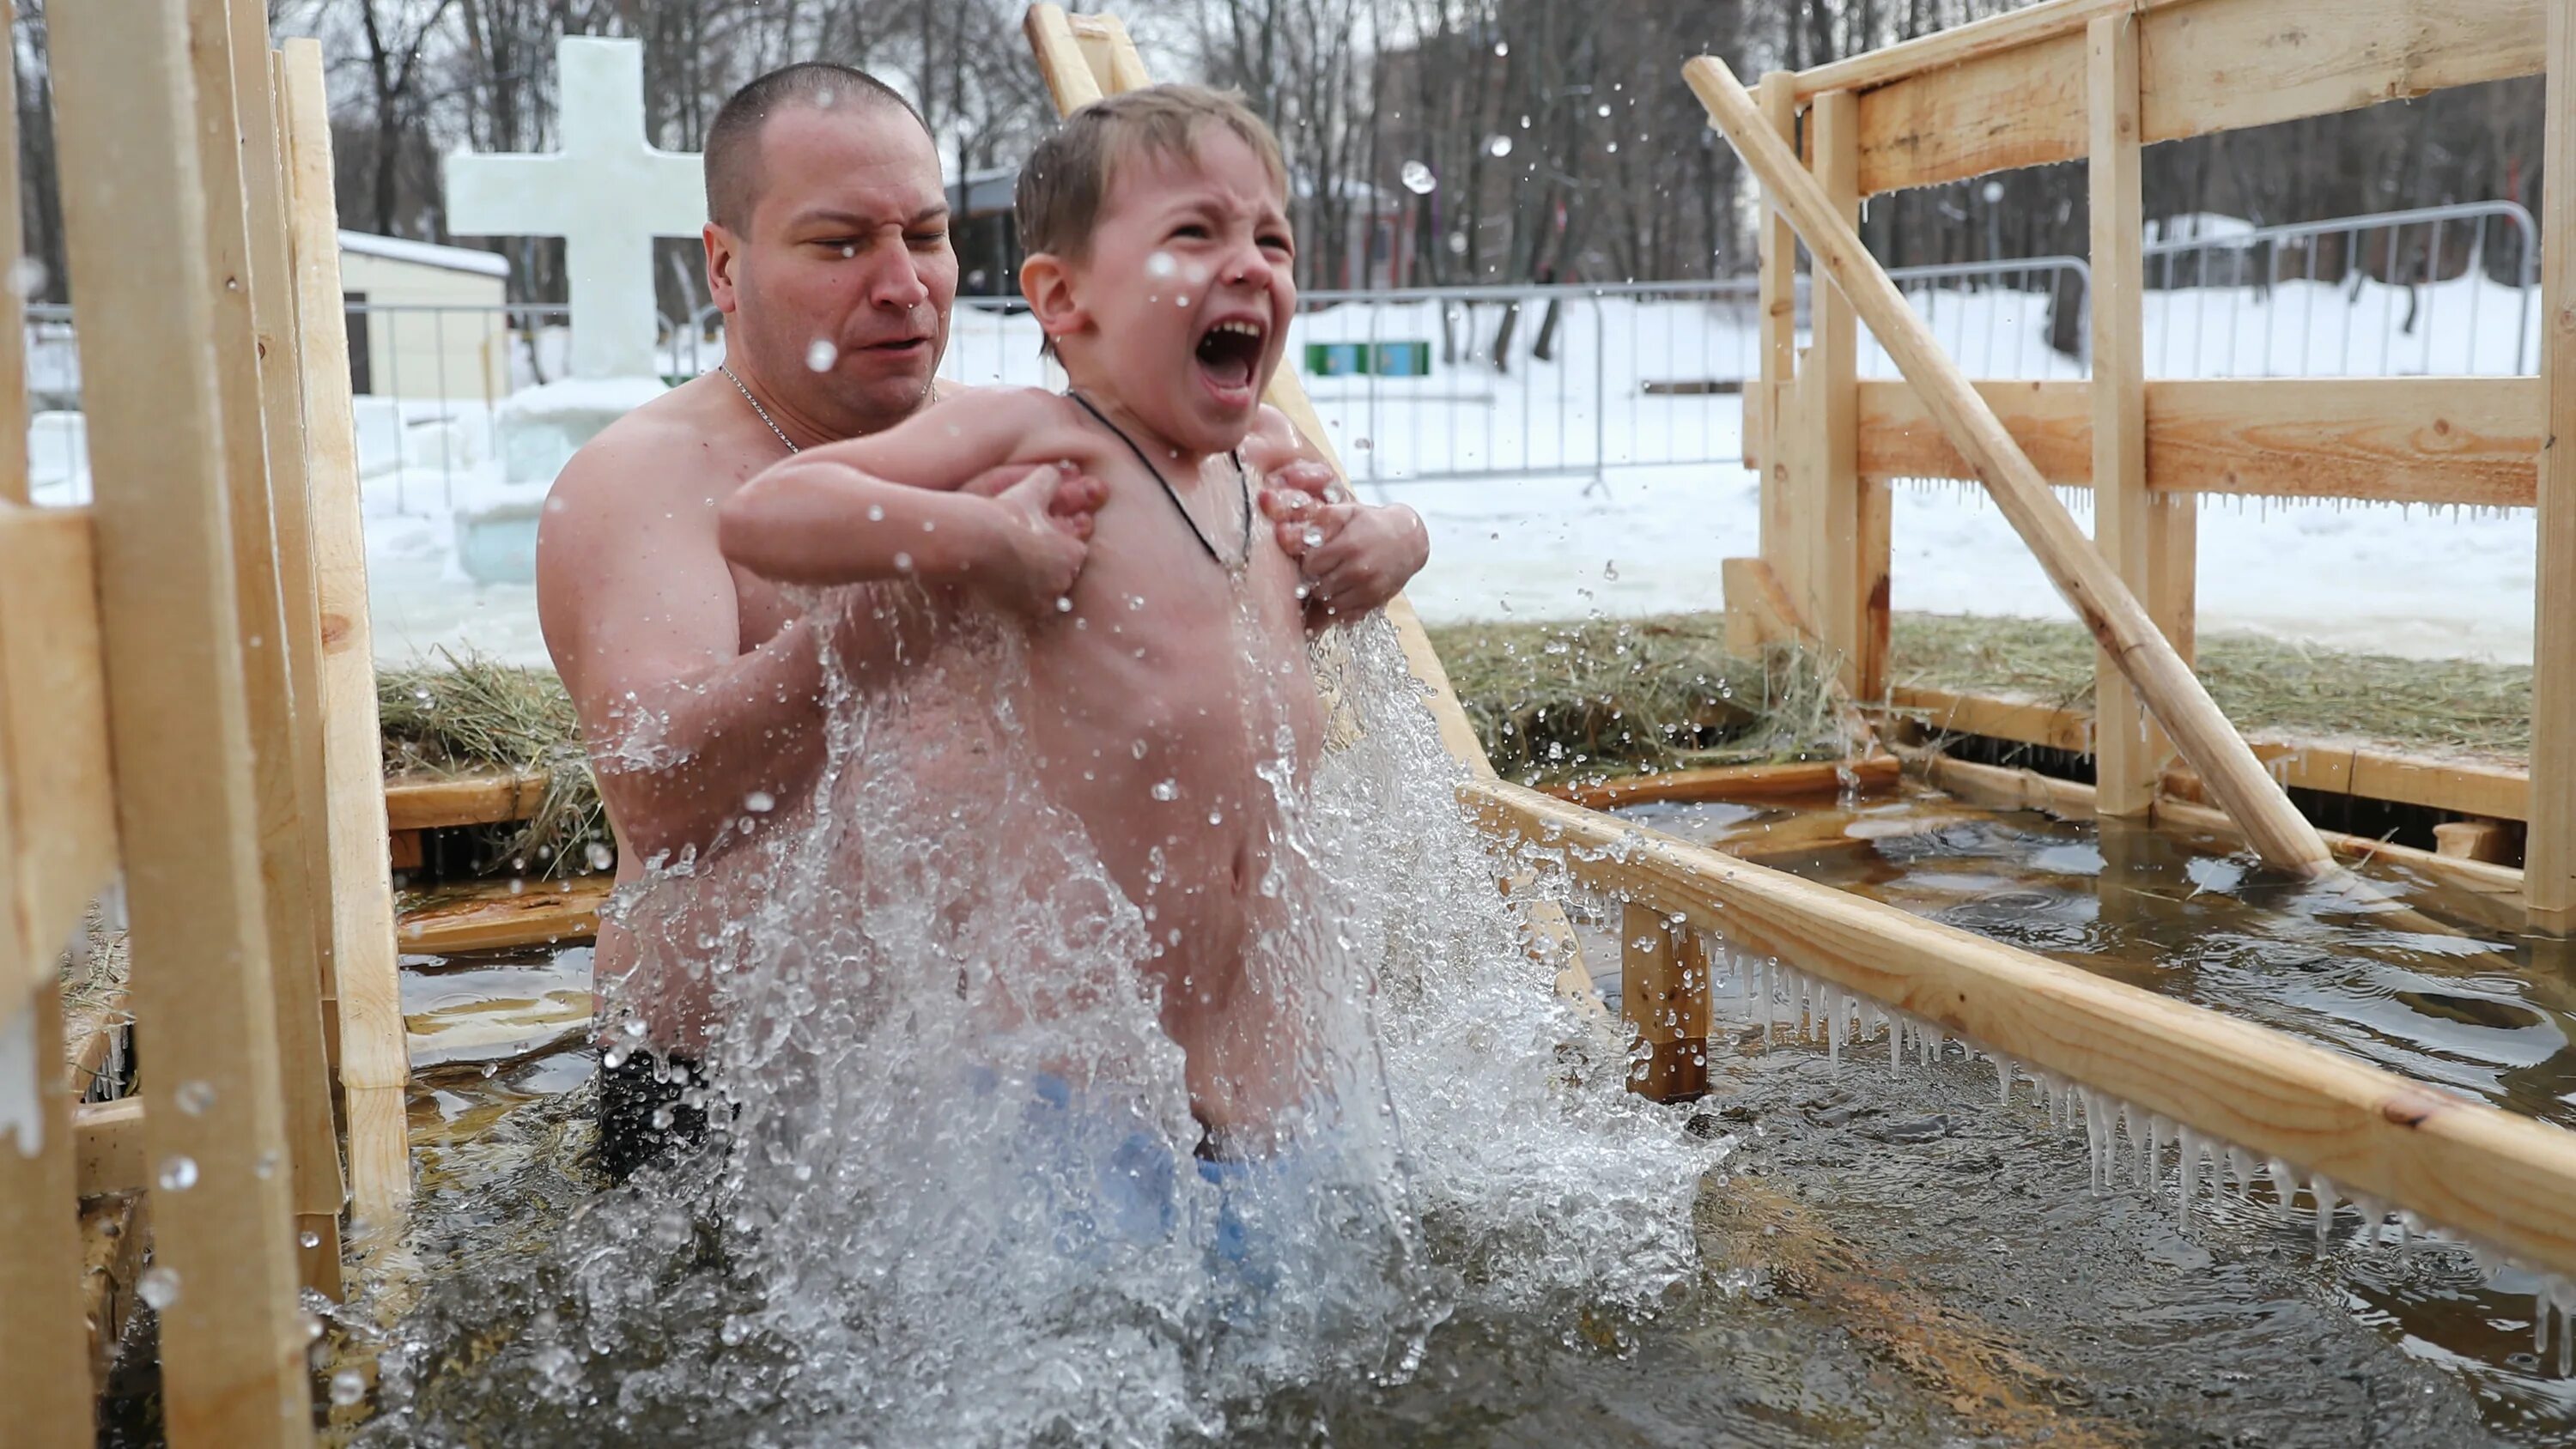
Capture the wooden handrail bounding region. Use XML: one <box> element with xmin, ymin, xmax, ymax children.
<box><xmin>1463</xmin><ymin>775</ymin><xmax>2576</xmax><ymax>1279</ymax></box>
<box><xmin>1789</xmin><ymin>0</ymin><xmax>2157</xmax><ymax>100</ymax></box>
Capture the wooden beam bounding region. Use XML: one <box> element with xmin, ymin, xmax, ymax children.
<box><xmin>2434</xmin><ymin>819</ymin><xmax>2519</xmax><ymax>865</ymax></box>
<box><xmin>398</xmin><ymin>876</ymin><xmax>612</xmax><ymax>956</ymax></box>
<box><xmin>1621</xmin><ymin>902</ymin><xmax>1709</xmax><ymax>1101</ymax></box>
<box><xmin>1463</xmin><ymin>774</ymin><xmax>2576</xmax><ymax>1278</ymax></box>
<box><xmin>1541</xmin><ymin>755</ymin><xmax>1902</xmax><ymax>810</ymax></box>
<box><xmin>0</xmin><ymin>0</ymin><xmax>23</xmax><ymax>507</ymax></box>
<box><xmin>384</xmin><ymin>771</ymin><xmax>553</xmax><ymax>832</ymax></box>
<box><xmin>2530</xmin><ymin>0</ymin><xmax>2576</xmax><ymax>934</ymax></box>
<box><xmin>279</xmin><ymin>37</ymin><xmax>410</xmax><ymax>1223</ymax></box>
<box><xmin>1793</xmin><ymin>0</ymin><xmax>2143</xmax><ymax>99</ymax></box>
<box><xmin>1748</xmin><ymin>70</ymin><xmax>1797</xmax><ymax>485</ymax></box>
<box><xmin>52</xmin><ymin>0</ymin><xmax>316</xmax><ymax>1437</ymax></box>
<box><xmin>1847</xmin><ymin>0</ymin><xmax>2546</xmax><ymax>196</ymax></box>
<box><xmin>0</xmin><ymin>985</ymin><xmax>97</xmax><ymax>1446</ymax></box>
<box><xmin>221</xmin><ymin>1</ymin><xmax>343</xmax><ymax>1299</ymax></box>
<box><xmin>74</xmin><ymin>1097</ymin><xmax>145</xmax><ymax>1198</ymax></box>
<box><xmin>1690</xmin><ymin>53</ymin><xmax>2335</xmax><ymax>879</ymax></box>
<box><xmin>1856</xmin><ymin>377</ymin><xmax>2543</xmax><ymax>506</ymax></box>
<box><xmin>1889</xmin><ymin>685</ymin><xmax>2095</xmax><ymax>755</ymax></box>
<box><xmin>2090</xmin><ymin>9</ymin><xmax>2190</xmax><ymax>818</ymax></box>
<box><xmin>0</xmin><ymin>509</ymin><xmax>118</xmax><ymax>1001</ymax></box>
<box><xmin>1803</xmin><ymin>91</ymin><xmax>1888</xmax><ymax>704</ymax></box>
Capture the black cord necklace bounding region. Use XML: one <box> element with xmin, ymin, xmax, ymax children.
<box><xmin>1065</xmin><ymin>390</ymin><xmax>1253</xmax><ymax>579</ymax></box>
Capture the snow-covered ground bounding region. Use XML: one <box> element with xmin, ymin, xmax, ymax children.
<box><xmin>23</xmin><ymin>272</ymin><xmax>2550</xmax><ymax>669</ymax></box>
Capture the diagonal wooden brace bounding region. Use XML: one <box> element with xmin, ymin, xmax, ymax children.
<box><xmin>1684</xmin><ymin>53</ymin><xmax>2334</xmax><ymax>881</ymax></box>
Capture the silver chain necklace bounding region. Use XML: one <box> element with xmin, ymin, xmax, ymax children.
<box><xmin>720</xmin><ymin>364</ymin><xmax>800</xmax><ymax>454</ymax></box>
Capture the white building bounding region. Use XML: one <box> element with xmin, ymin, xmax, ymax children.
<box><xmin>336</xmin><ymin>231</ymin><xmax>512</xmax><ymax>401</ymax></box>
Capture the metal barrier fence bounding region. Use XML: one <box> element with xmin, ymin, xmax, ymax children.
<box><xmin>15</xmin><ymin>199</ymin><xmax>2543</xmax><ymax>506</ymax></box>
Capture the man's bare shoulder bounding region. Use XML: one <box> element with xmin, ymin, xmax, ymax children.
<box><xmin>548</xmin><ymin>379</ymin><xmax>744</xmax><ymax>520</ymax></box>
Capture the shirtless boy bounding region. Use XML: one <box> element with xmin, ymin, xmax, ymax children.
<box><xmin>715</xmin><ymin>85</ymin><xmax>1371</xmax><ymax>1153</ymax></box>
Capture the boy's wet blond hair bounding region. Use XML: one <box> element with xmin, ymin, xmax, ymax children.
<box><xmin>1014</xmin><ymin>84</ymin><xmax>1290</xmax><ymax>264</ymax></box>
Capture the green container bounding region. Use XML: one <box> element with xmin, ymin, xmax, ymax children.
<box><xmin>1304</xmin><ymin>341</ymin><xmax>1431</xmax><ymax>378</ymax></box>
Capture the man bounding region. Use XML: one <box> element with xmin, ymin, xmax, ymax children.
<box><xmin>534</xmin><ymin>64</ymin><xmax>1428</xmax><ymax>1176</ymax></box>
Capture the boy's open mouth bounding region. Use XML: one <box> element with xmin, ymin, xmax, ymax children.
<box><xmin>1194</xmin><ymin>318</ymin><xmax>1267</xmax><ymax>397</ymax></box>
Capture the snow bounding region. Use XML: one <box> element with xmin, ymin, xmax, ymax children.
<box><xmin>337</xmin><ymin>229</ymin><xmax>513</xmax><ymax>278</ymax></box>
<box><xmin>18</xmin><ymin>271</ymin><xmax>2553</xmax><ymax>671</ymax></box>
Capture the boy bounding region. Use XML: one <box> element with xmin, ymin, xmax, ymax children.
<box><xmin>714</xmin><ymin>85</ymin><xmax>1420</xmax><ymax>1155</ymax></box>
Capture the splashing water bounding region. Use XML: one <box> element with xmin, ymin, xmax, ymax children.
<box><xmin>361</xmin><ymin>598</ymin><xmax>1712</xmax><ymax>1444</ymax></box>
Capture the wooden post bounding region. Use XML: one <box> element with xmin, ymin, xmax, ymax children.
<box><xmin>183</xmin><ymin>0</ymin><xmax>343</xmax><ymax>1300</ymax></box>
<box><xmin>1801</xmin><ymin>89</ymin><xmax>1887</xmax><ymax>703</ymax></box>
<box><xmin>52</xmin><ymin>0</ymin><xmax>316</xmax><ymax>1440</ymax></box>
<box><xmin>1685</xmin><ymin>52</ymin><xmax>2334</xmax><ymax>880</ymax></box>
<box><xmin>2530</xmin><ymin>0</ymin><xmax>2576</xmax><ymax>932</ymax></box>
<box><xmin>1749</xmin><ymin>70</ymin><xmax>1797</xmax><ymax>488</ymax></box>
<box><xmin>277</xmin><ymin>39</ymin><xmax>411</xmax><ymax>1223</ymax></box>
<box><xmin>2088</xmin><ymin>11</ymin><xmax>2194</xmax><ymax>819</ymax></box>
<box><xmin>1620</xmin><ymin>901</ymin><xmax>1709</xmax><ymax>1101</ymax></box>
<box><xmin>0</xmin><ymin>985</ymin><xmax>96</xmax><ymax>1445</ymax></box>
<box><xmin>0</xmin><ymin>0</ymin><xmax>20</xmax><ymax>509</ymax></box>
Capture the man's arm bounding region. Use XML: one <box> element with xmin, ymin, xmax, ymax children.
<box><xmin>538</xmin><ymin>427</ymin><xmax>860</xmax><ymax>866</ymax></box>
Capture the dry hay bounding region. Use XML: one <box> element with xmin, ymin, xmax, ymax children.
<box><xmin>1889</xmin><ymin>614</ymin><xmax>2530</xmax><ymax>761</ymax></box>
<box><xmin>378</xmin><ymin>650</ymin><xmax>605</xmax><ymax>877</ymax></box>
<box><xmin>1422</xmin><ymin>613</ymin><xmax>1854</xmax><ymax>785</ymax></box>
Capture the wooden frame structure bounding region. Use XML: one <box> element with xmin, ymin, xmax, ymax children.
<box><xmin>2</xmin><ymin>3</ymin><xmax>410</xmax><ymax>1442</ymax></box>
<box><xmin>1728</xmin><ymin>0</ymin><xmax>2576</xmax><ymax>930</ymax></box>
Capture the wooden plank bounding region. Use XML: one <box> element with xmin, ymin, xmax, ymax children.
<box><xmin>1850</xmin><ymin>0</ymin><xmax>2546</xmax><ymax>195</ymax></box>
<box><xmin>2531</xmin><ymin>0</ymin><xmax>2576</xmax><ymax>933</ymax></box>
<box><xmin>1856</xmin><ymin>377</ymin><xmax>2542</xmax><ymax>505</ymax></box>
<box><xmin>222</xmin><ymin>3</ymin><xmax>343</xmax><ymax>1297</ymax></box>
<box><xmin>382</xmin><ymin>774</ymin><xmax>556</xmax><ymax>829</ymax></box>
<box><xmin>1749</xmin><ymin>71</ymin><xmax>1797</xmax><ymax>483</ymax></box>
<box><xmin>1464</xmin><ymin>773</ymin><xmax>2576</xmax><ymax>1277</ymax></box>
<box><xmin>1621</xmin><ymin>901</ymin><xmax>1709</xmax><ymax>1101</ymax></box>
<box><xmin>279</xmin><ymin>37</ymin><xmax>410</xmax><ymax>1222</ymax></box>
<box><xmin>399</xmin><ymin>876</ymin><xmax>613</xmax><ymax>955</ymax></box>
<box><xmin>2435</xmin><ymin>819</ymin><xmax>2519</xmax><ymax>864</ymax></box>
<box><xmin>1804</xmin><ymin>91</ymin><xmax>1884</xmax><ymax>701</ymax></box>
<box><xmin>0</xmin><ymin>985</ymin><xmax>99</xmax><ymax>1446</ymax></box>
<box><xmin>1543</xmin><ymin>755</ymin><xmax>1901</xmax><ymax>811</ymax></box>
<box><xmin>2090</xmin><ymin>10</ymin><xmax>2181</xmax><ymax>819</ymax></box>
<box><xmin>1794</xmin><ymin>0</ymin><xmax>2141</xmax><ymax>99</ymax></box>
<box><xmin>1889</xmin><ymin>685</ymin><xmax>2095</xmax><ymax>755</ymax></box>
<box><xmin>0</xmin><ymin>510</ymin><xmax>118</xmax><ymax>1000</ymax></box>
<box><xmin>52</xmin><ymin>0</ymin><xmax>316</xmax><ymax>1438</ymax></box>
<box><xmin>0</xmin><ymin>0</ymin><xmax>23</xmax><ymax>507</ymax></box>
<box><xmin>1692</xmin><ymin>53</ymin><xmax>2336</xmax><ymax>879</ymax></box>
<box><xmin>75</xmin><ymin>1096</ymin><xmax>145</xmax><ymax>1198</ymax></box>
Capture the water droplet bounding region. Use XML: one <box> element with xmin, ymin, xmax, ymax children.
<box><xmin>1206</xmin><ymin>809</ymin><xmax>1224</xmax><ymax>826</ymax></box>
<box><xmin>806</xmin><ymin>337</ymin><xmax>838</xmax><ymax>371</ymax></box>
<box><xmin>300</xmin><ymin>1228</ymin><xmax>322</xmax><ymax>1249</ymax></box>
<box><xmin>744</xmin><ymin>791</ymin><xmax>775</xmax><ymax>814</ymax></box>
<box><xmin>1596</xmin><ymin>103</ymin><xmax>1612</xmax><ymax>118</ymax></box>
<box><xmin>173</xmin><ymin>1080</ymin><xmax>215</xmax><ymax>1116</ymax></box>
<box><xmin>1054</xmin><ymin>596</ymin><xmax>1073</xmax><ymax>613</ymax></box>
<box><xmin>253</xmin><ymin>1150</ymin><xmax>279</xmax><ymax>1179</ymax></box>
<box><xmin>585</xmin><ymin>841</ymin><xmax>615</xmax><ymax>872</ymax></box>
<box><xmin>7</xmin><ymin>257</ymin><xmax>46</xmax><ymax>299</ymax></box>
<box><xmin>1603</xmin><ymin>561</ymin><xmax>1620</xmax><ymax>581</ymax></box>
<box><xmin>1151</xmin><ymin>779</ymin><xmax>1180</xmax><ymax>802</ymax></box>
<box><xmin>1300</xmin><ymin>525</ymin><xmax>1326</xmax><ymax>549</ymax></box>
<box><xmin>534</xmin><ymin>1344</ymin><xmax>580</xmax><ymax>1385</ymax></box>
<box><xmin>1492</xmin><ymin>40</ymin><xmax>1509</xmax><ymax>56</ymax></box>
<box><xmin>866</xmin><ymin>504</ymin><xmax>886</xmax><ymax>522</ymax></box>
<box><xmin>1485</xmin><ymin>135</ymin><xmax>1513</xmax><ymax>158</ymax></box>
<box><xmin>1145</xmin><ymin>251</ymin><xmax>1178</xmax><ymax>278</ymax></box>
<box><xmin>157</xmin><ymin>1155</ymin><xmax>198</xmax><ymax>1191</ymax></box>
<box><xmin>330</xmin><ymin>1368</ymin><xmax>367</xmax><ymax>1406</ymax></box>
<box><xmin>893</xmin><ymin>551</ymin><xmax>914</xmax><ymax>573</ymax></box>
<box><xmin>1400</xmin><ymin>161</ymin><xmax>1437</xmax><ymax>194</ymax></box>
<box><xmin>137</xmin><ymin>1265</ymin><xmax>180</xmax><ymax>1309</ymax></box>
<box><xmin>838</xmin><ymin>244</ymin><xmax>857</xmax><ymax>259</ymax></box>
<box><xmin>1131</xmin><ymin>739</ymin><xmax>1149</xmax><ymax>759</ymax></box>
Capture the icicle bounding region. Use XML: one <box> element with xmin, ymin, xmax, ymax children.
<box><xmin>2537</xmin><ymin>1297</ymin><xmax>2551</xmax><ymax>1360</ymax></box>
<box><xmin>2151</xmin><ymin>1117</ymin><xmax>2174</xmax><ymax>1194</ymax></box>
<box><xmin>1993</xmin><ymin>1048</ymin><xmax>2009</xmax><ymax>1105</ymax></box>
<box><xmin>1826</xmin><ymin>984</ymin><xmax>1844</xmax><ymax>1073</ymax></box>
<box><xmin>2227</xmin><ymin>1146</ymin><xmax>2257</xmax><ymax>1199</ymax></box>
<box><xmin>1760</xmin><ymin>956</ymin><xmax>1774</xmax><ymax>1048</ymax></box>
<box><xmin>2351</xmin><ymin>1193</ymin><xmax>2387</xmax><ymax>1249</ymax></box>
<box><xmin>2178</xmin><ymin>1127</ymin><xmax>2202</xmax><ymax>1228</ymax></box>
<box><xmin>2310</xmin><ymin>1175</ymin><xmax>2339</xmax><ymax>1254</ymax></box>
<box><xmin>1892</xmin><ymin>1012</ymin><xmax>1905</xmax><ymax>1079</ymax></box>
<box><xmin>2267</xmin><ymin>1157</ymin><xmax>2296</xmax><ymax>1218</ymax></box>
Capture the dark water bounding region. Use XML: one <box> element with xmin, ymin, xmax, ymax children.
<box><xmin>308</xmin><ymin>789</ymin><xmax>2576</xmax><ymax>1446</ymax></box>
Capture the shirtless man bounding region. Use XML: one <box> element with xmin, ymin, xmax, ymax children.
<box><xmin>534</xmin><ymin>64</ymin><xmax>1428</xmax><ymax>1176</ymax></box>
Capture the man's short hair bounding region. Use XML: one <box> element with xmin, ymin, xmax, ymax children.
<box><xmin>1013</xmin><ymin>84</ymin><xmax>1288</xmax><ymax>264</ymax></box>
<box><xmin>704</xmin><ymin>63</ymin><xmax>927</xmax><ymax>233</ymax></box>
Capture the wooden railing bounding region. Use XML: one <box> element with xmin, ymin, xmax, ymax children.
<box><xmin>1735</xmin><ymin>0</ymin><xmax>2576</xmax><ymax>930</ymax></box>
<box><xmin>1</xmin><ymin>3</ymin><xmax>409</xmax><ymax>1443</ymax></box>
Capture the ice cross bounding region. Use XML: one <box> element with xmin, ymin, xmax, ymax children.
<box><xmin>443</xmin><ymin>37</ymin><xmax>705</xmax><ymax>379</ymax></box>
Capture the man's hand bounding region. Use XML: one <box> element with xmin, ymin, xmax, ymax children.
<box><xmin>972</xmin><ymin>462</ymin><xmax>1108</xmax><ymax>616</ymax></box>
<box><xmin>1257</xmin><ymin>464</ymin><xmax>1431</xmax><ymax>623</ymax></box>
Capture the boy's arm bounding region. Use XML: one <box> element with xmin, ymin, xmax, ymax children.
<box><xmin>1245</xmin><ymin>407</ymin><xmax>1431</xmax><ymax>628</ymax></box>
<box><xmin>717</xmin><ymin>388</ymin><xmax>1102</xmax><ymax>605</ymax></box>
